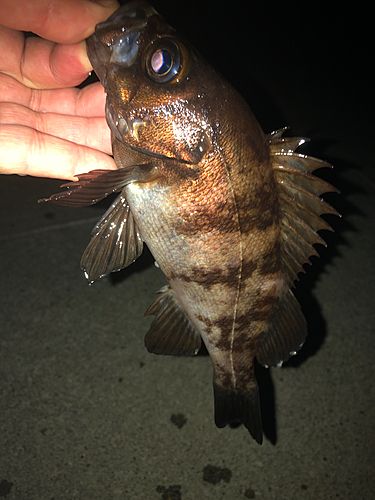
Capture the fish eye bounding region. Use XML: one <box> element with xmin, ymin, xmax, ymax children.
<box><xmin>151</xmin><ymin>48</ymin><xmax>173</xmax><ymax>76</ymax></box>
<box><xmin>146</xmin><ymin>39</ymin><xmax>184</xmax><ymax>83</ymax></box>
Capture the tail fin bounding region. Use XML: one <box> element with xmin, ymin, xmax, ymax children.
<box><xmin>213</xmin><ymin>382</ymin><xmax>263</xmax><ymax>444</ymax></box>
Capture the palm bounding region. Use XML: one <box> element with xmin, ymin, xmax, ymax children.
<box><xmin>0</xmin><ymin>1</ymin><xmax>118</xmax><ymax>180</ymax></box>
<box><xmin>0</xmin><ymin>73</ymin><xmax>114</xmax><ymax>180</ymax></box>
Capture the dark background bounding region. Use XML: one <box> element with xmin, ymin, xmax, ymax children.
<box><xmin>150</xmin><ymin>1</ymin><xmax>372</xmax><ymax>175</ymax></box>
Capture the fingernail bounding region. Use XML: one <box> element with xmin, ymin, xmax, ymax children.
<box><xmin>78</xmin><ymin>41</ymin><xmax>93</xmax><ymax>72</ymax></box>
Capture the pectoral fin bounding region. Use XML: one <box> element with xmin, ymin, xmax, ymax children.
<box><xmin>39</xmin><ymin>165</ymin><xmax>158</xmax><ymax>283</ymax></box>
<box><xmin>81</xmin><ymin>194</ymin><xmax>143</xmax><ymax>283</ymax></box>
<box><xmin>39</xmin><ymin>164</ymin><xmax>156</xmax><ymax>207</ymax></box>
<box><xmin>144</xmin><ymin>286</ymin><xmax>202</xmax><ymax>356</ymax></box>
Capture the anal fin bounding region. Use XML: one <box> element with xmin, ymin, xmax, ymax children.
<box><xmin>144</xmin><ymin>286</ymin><xmax>201</xmax><ymax>356</ymax></box>
<box><xmin>256</xmin><ymin>288</ymin><xmax>307</xmax><ymax>367</ymax></box>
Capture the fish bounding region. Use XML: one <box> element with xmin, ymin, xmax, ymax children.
<box><xmin>40</xmin><ymin>0</ymin><xmax>338</xmax><ymax>443</ymax></box>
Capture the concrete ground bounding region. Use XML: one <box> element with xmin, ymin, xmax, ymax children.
<box><xmin>0</xmin><ymin>4</ymin><xmax>374</xmax><ymax>500</ymax></box>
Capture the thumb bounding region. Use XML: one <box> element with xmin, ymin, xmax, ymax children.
<box><xmin>0</xmin><ymin>0</ymin><xmax>119</xmax><ymax>44</ymax></box>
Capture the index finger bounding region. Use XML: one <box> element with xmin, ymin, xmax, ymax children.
<box><xmin>0</xmin><ymin>0</ymin><xmax>119</xmax><ymax>44</ymax></box>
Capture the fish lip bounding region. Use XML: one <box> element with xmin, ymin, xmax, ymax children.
<box><xmin>86</xmin><ymin>32</ymin><xmax>109</xmax><ymax>84</ymax></box>
<box><xmin>86</xmin><ymin>33</ymin><xmax>97</xmax><ymax>64</ymax></box>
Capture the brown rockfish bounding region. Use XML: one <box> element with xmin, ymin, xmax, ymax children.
<box><xmin>41</xmin><ymin>1</ymin><xmax>338</xmax><ymax>443</ymax></box>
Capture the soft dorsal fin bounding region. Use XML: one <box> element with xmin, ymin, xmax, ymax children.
<box><xmin>256</xmin><ymin>288</ymin><xmax>307</xmax><ymax>367</ymax></box>
<box><xmin>144</xmin><ymin>286</ymin><xmax>202</xmax><ymax>356</ymax></box>
<box><xmin>269</xmin><ymin>128</ymin><xmax>339</xmax><ymax>285</ymax></box>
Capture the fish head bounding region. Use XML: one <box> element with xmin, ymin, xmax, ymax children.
<box><xmin>86</xmin><ymin>0</ymin><xmax>217</xmax><ymax>164</ymax></box>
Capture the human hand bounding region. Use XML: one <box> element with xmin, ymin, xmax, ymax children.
<box><xmin>0</xmin><ymin>0</ymin><xmax>119</xmax><ymax>181</ymax></box>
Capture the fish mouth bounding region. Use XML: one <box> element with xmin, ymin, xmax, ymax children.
<box><xmin>86</xmin><ymin>27</ymin><xmax>141</xmax><ymax>82</ymax></box>
<box><xmin>86</xmin><ymin>33</ymin><xmax>110</xmax><ymax>84</ymax></box>
<box><xmin>86</xmin><ymin>2</ymin><xmax>158</xmax><ymax>82</ymax></box>
<box><xmin>90</xmin><ymin>1</ymin><xmax>156</xmax><ymax>49</ymax></box>
<box><xmin>95</xmin><ymin>1</ymin><xmax>157</xmax><ymax>32</ymax></box>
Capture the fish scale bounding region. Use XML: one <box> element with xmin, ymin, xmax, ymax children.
<box><xmin>125</xmin><ymin>138</ymin><xmax>264</xmax><ymax>403</ymax></box>
<box><xmin>40</xmin><ymin>0</ymin><xmax>338</xmax><ymax>444</ymax></box>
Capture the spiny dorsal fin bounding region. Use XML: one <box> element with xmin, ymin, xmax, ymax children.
<box><xmin>144</xmin><ymin>286</ymin><xmax>202</xmax><ymax>356</ymax></box>
<box><xmin>269</xmin><ymin>128</ymin><xmax>339</xmax><ymax>285</ymax></box>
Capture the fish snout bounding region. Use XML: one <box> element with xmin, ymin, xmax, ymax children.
<box><xmin>92</xmin><ymin>1</ymin><xmax>156</xmax><ymax>47</ymax></box>
<box><xmin>86</xmin><ymin>33</ymin><xmax>111</xmax><ymax>83</ymax></box>
<box><xmin>87</xmin><ymin>2</ymin><xmax>158</xmax><ymax>74</ymax></box>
